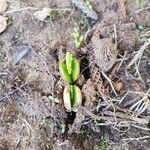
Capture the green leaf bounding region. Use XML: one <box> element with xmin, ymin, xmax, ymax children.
<box><xmin>72</xmin><ymin>85</ymin><xmax>82</xmax><ymax>112</ymax></box>
<box><xmin>71</xmin><ymin>58</ymin><xmax>80</xmax><ymax>82</ymax></box>
<box><xmin>66</xmin><ymin>52</ymin><xmax>73</xmax><ymax>75</ymax></box>
<box><xmin>59</xmin><ymin>60</ymin><xmax>72</xmax><ymax>84</ymax></box>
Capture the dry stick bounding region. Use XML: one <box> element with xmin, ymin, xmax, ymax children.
<box><xmin>134</xmin><ymin>62</ymin><xmax>142</xmax><ymax>80</ymax></box>
<box><xmin>80</xmin><ymin>106</ymin><xmax>121</xmax><ymax>122</ymax></box>
<box><xmin>117</xmin><ymin>51</ymin><xmax>127</xmax><ymax>71</ymax></box>
<box><xmin>101</xmin><ymin>71</ymin><xmax>117</xmax><ymax>96</ymax></box>
<box><xmin>114</xmin><ymin>112</ymin><xmax>149</xmax><ymax>124</ymax></box>
<box><xmin>130</xmin><ymin>88</ymin><xmax>150</xmax><ymax>114</ymax></box>
<box><xmin>80</xmin><ymin>106</ymin><xmax>149</xmax><ymax>124</ymax></box>
<box><xmin>113</xmin><ymin>24</ymin><xmax>117</xmax><ymax>50</ymax></box>
<box><xmin>127</xmin><ymin>40</ymin><xmax>150</xmax><ymax>68</ymax></box>
<box><xmin>4</xmin><ymin>7</ymin><xmax>71</xmax><ymax>14</ymax></box>
<box><xmin>131</xmin><ymin>124</ymin><xmax>150</xmax><ymax>131</ymax></box>
<box><xmin>122</xmin><ymin>136</ymin><xmax>150</xmax><ymax>141</ymax></box>
<box><xmin>3</xmin><ymin>7</ymin><xmax>38</xmax><ymax>14</ymax></box>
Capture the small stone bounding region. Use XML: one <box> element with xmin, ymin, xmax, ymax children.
<box><xmin>0</xmin><ymin>15</ymin><xmax>7</xmax><ymax>33</ymax></box>
<box><xmin>34</xmin><ymin>7</ymin><xmax>51</xmax><ymax>21</ymax></box>
<box><xmin>115</xmin><ymin>81</ymin><xmax>123</xmax><ymax>92</ymax></box>
<box><xmin>0</xmin><ymin>1</ymin><xmax>8</xmax><ymax>13</ymax></box>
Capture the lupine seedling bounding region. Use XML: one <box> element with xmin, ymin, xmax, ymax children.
<box><xmin>59</xmin><ymin>52</ymin><xmax>80</xmax><ymax>84</ymax></box>
<box><xmin>59</xmin><ymin>52</ymin><xmax>82</xmax><ymax>112</ymax></box>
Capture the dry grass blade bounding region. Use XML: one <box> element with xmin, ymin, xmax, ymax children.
<box><xmin>101</xmin><ymin>71</ymin><xmax>117</xmax><ymax>96</ymax></box>
<box><xmin>122</xmin><ymin>136</ymin><xmax>150</xmax><ymax>141</ymax></box>
<box><xmin>127</xmin><ymin>39</ymin><xmax>150</xmax><ymax>68</ymax></box>
<box><xmin>129</xmin><ymin>89</ymin><xmax>150</xmax><ymax>115</ymax></box>
<box><xmin>80</xmin><ymin>106</ymin><xmax>149</xmax><ymax>124</ymax></box>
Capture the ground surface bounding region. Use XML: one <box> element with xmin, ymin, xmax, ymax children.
<box><xmin>0</xmin><ymin>0</ymin><xmax>150</xmax><ymax>150</ymax></box>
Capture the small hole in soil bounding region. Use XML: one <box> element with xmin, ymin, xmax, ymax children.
<box><xmin>66</xmin><ymin>112</ymin><xmax>76</xmax><ymax>125</ymax></box>
<box><xmin>80</xmin><ymin>55</ymin><xmax>91</xmax><ymax>80</ymax></box>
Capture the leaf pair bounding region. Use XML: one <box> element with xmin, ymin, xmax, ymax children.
<box><xmin>63</xmin><ymin>85</ymin><xmax>82</xmax><ymax>112</ymax></box>
<box><xmin>59</xmin><ymin>52</ymin><xmax>80</xmax><ymax>84</ymax></box>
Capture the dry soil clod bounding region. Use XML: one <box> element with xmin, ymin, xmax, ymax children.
<box><xmin>91</xmin><ymin>37</ymin><xmax>118</xmax><ymax>72</ymax></box>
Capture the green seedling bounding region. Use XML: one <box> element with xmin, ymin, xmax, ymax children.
<box><xmin>59</xmin><ymin>59</ymin><xmax>73</xmax><ymax>84</ymax></box>
<box><xmin>66</xmin><ymin>52</ymin><xmax>73</xmax><ymax>75</ymax></box>
<box><xmin>72</xmin><ymin>28</ymin><xmax>84</xmax><ymax>48</ymax></box>
<box><xmin>72</xmin><ymin>57</ymin><xmax>80</xmax><ymax>82</ymax></box>
<box><xmin>59</xmin><ymin>52</ymin><xmax>82</xmax><ymax>111</ymax></box>
<box><xmin>63</xmin><ymin>85</ymin><xmax>82</xmax><ymax>112</ymax></box>
<box><xmin>59</xmin><ymin>52</ymin><xmax>80</xmax><ymax>84</ymax></box>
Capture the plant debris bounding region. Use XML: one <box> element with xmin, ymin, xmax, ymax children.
<box><xmin>71</xmin><ymin>0</ymin><xmax>98</xmax><ymax>20</ymax></box>
<box><xmin>0</xmin><ymin>15</ymin><xmax>7</xmax><ymax>33</ymax></box>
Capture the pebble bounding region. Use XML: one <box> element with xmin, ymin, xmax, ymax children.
<box><xmin>115</xmin><ymin>81</ymin><xmax>123</xmax><ymax>92</ymax></box>
<box><xmin>0</xmin><ymin>15</ymin><xmax>7</xmax><ymax>34</ymax></box>
<box><xmin>0</xmin><ymin>1</ymin><xmax>8</xmax><ymax>13</ymax></box>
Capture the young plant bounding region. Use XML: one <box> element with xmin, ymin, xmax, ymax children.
<box><xmin>59</xmin><ymin>52</ymin><xmax>80</xmax><ymax>84</ymax></box>
<box><xmin>59</xmin><ymin>52</ymin><xmax>82</xmax><ymax>111</ymax></box>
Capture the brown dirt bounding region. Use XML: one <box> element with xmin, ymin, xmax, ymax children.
<box><xmin>0</xmin><ymin>0</ymin><xmax>150</xmax><ymax>150</ymax></box>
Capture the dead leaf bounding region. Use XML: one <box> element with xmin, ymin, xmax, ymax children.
<box><xmin>0</xmin><ymin>1</ymin><xmax>8</xmax><ymax>13</ymax></box>
<box><xmin>0</xmin><ymin>15</ymin><xmax>7</xmax><ymax>33</ymax></box>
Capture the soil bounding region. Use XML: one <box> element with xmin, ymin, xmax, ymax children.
<box><xmin>0</xmin><ymin>0</ymin><xmax>150</xmax><ymax>150</ymax></box>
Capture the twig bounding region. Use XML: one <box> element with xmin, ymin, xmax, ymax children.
<box><xmin>80</xmin><ymin>106</ymin><xmax>149</xmax><ymax>124</ymax></box>
<box><xmin>113</xmin><ymin>24</ymin><xmax>117</xmax><ymax>50</ymax></box>
<box><xmin>127</xmin><ymin>39</ymin><xmax>150</xmax><ymax>68</ymax></box>
<box><xmin>129</xmin><ymin>88</ymin><xmax>150</xmax><ymax>114</ymax></box>
<box><xmin>117</xmin><ymin>51</ymin><xmax>127</xmax><ymax>71</ymax></box>
<box><xmin>4</xmin><ymin>7</ymin><xmax>71</xmax><ymax>14</ymax></box>
<box><xmin>4</xmin><ymin>7</ymin><xmax>38</xmax><ymax>14</ymax></box>
<box><xmin>131</xmin><ymin>124</ymin><xmax>150</xmax><ymax>131</ymax></box>
<box><xmin>101</xmin><ymin>71</ymin><xmax>117</xmax><ymax>96</ymax></box>
<box><xmin>122</xmin><ymin>136</ymin><xmax>150</xmax><ymax>141</ymax></box>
